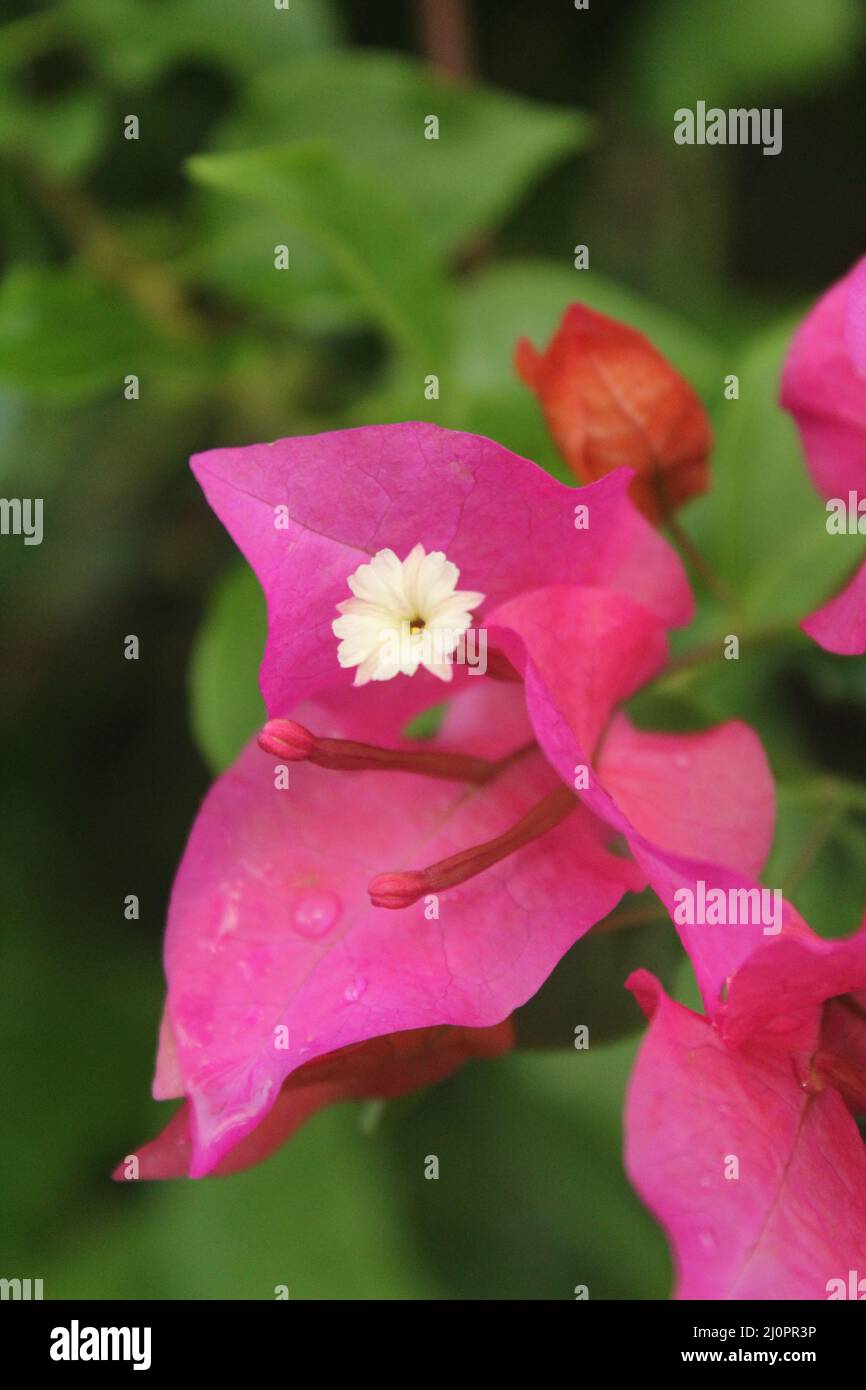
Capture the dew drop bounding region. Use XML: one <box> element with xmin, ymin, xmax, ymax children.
<box><xmin>699</xmin><ymin>1228</ymin><xmax>718</xmax><ymax>1253</ymax></box>
<box><xmin>292</xmin><ymin>890</ymin><xmax>341</xmax><ymax>939</ymax></box>
<box><xmin>344</xmin><ymin>976</ymin><xmax>367</xmax><ymax>1003</ymax></box>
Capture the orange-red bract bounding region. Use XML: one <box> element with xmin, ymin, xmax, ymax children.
<box><xmin>516</xmin><ymin>305</ymin><xmax>712</xmax><ymax>521</ymax></box>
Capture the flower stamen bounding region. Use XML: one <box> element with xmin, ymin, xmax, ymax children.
<box><xmin>333</xmin><ymin>544</ymin><xmax>484</xmax><ymax>685</ymax></box>
<box><xmin>368</xmin><ymin>783</ymin><xmax>578</xmax><ymax>908</ymax></box>
<box><xmin>258</xmin><ymin>718</ymin><xmax>510</xmax><ymax>784</ymax></box>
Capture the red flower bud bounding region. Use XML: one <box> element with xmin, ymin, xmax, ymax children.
<box><xmin>516</xmin><ymin>305</ymin><xmax>712</xmax><ymax>521</ymax></box>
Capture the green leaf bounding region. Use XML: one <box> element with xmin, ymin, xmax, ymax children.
<box><xmin>454</xmin><ymin>258</ymin><xmax>723</xmax><ymax>469</ymax></box>
<box><xmin>457</xmin><ymin>258</ymin><xmax>723</xmax><ymax>403</ymax></box>
<box><xmin>657</xmin><ymin>638</ymin><xmax>816</xmax><ymax>778</ymax></box>
<box><xmin>514</xmin><ymin>897</ymin><xmax>680</xmax><ymax>1048</ymax></box>
<box><xmin>0</xmin><ymin>87</ymin><xmax>109</xmax><ymax>178</ymax></box>
<box><xmin>626</xmin><ymin>687</ymin><xmax>718</xmax><ymax>735</ymax></box>
<box><xmin>686</xmin><ymin>320</ymin><xmax>863</xmax><ymax>625</ymax></box>
<box><xmin>386</xmin><ymin>1045</ymin><xmax>671</xmax><ymax>1298</ymax></box>
<box><xmin>187</xmin><ymin>210</ymin><xmax>362</xmax><ymax>333</ymax></box>
<box><xmin>0</xmin><ymin>267</ymin><xmax>160</xmax><ymax>401</ymax></box>
<box><xmin>46</xmin><ymin>1105</ymin><xmax>440</xmax><ymax>1299</ymax></box>
<box><xmin>403</xmin><ymin>703</ymin><xmax>448</xmax><ymax>742</ymax></box>
<box><xmin>214</xmin><ymin>50</ymin><xmax>594</xmax><ymax>256</ymax></box>
<box><xmin>55</xmin><ymin>0</ymin><xmax>341</xmax><ymax>86</ymax></box>
<box><xmin>767</xmin><ymin>783</ymin><xmax>866</xmax><ymax>940</ymax></box>
<box><xmin>354</xmin><ymin>257</ymin><xmax>722</xmax><ymax>478</ymax></box>
<box><xmin>632</xmin><ymin>0</ymin><xmax>864</xmax><ymax>126</ymax></box>
<box><xmin>188</xmin><ymin>141</ymin><xmax>453</xmax><ymax>363</ymax></box>
<box><xmin>188</xmin><ymin>562</ymin><xmax>266</xmax><ymax>774</ymax></box>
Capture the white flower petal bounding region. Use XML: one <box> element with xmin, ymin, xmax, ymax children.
<box><xmin>335</xmin><ymin>543</ymin><xmax>482</xmax><ymax>683</ymax></box>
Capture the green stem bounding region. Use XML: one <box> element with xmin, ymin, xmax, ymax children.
<box><xmin>656</xmin><ymin>620</ymin><xmax>799</xmax><ymax>686</ymax></box>
<box><xmin>591</xmin><ymin>904</ymin><xmax>668</xmax><ymax>934</ymax></box>
<box><xmin>781</xmin><ymin>800</ymin><xmax>843</xmax><ymax>896</ymax></box>
<box><xmin>664</xmin><ymin>510</ymin><xmax>738</xmax><ymax>608</ymax></box>
<box><xmin>781</xmin><ymin>776</ymin><xmax>866</xmax><ymax>817</ymax></box>
<box><xmin>26</xmin><ymin>167</ymin><xmax>209</xmax><ymax>342</ymax></box>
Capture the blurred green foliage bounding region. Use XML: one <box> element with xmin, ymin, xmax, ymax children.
<box><xmin>630</xmin><ymin>0</ymin><xmax>864</xmax><ymax>125</ymax></box>
<box><xmin>3</xmin><ymin>0</ymin><xmax>866</xmax><ymax>1300</ymax></box>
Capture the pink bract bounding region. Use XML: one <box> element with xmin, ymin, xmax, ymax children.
<box><xmin>118</xmin><ymin>1022</ymin><xmax>514</xmax><ymax>1180</ymax></box>
<box><xmin>190</xmin><ymin>422</ymin><xmax>693</xmax><ymax>716</ymax></box>
<box><xmin>781</xmin><ymin>255</ymin><xmax>866</xmax><ymax>654</ymax></box>
<box><xmin>486</xmin><ymin>585</ymin><xmax>778</xmax><ymax>1007</ymax></box>
<box><xmin>121</xmin><ymin>424</ymin><xmax>776</xmax><ymax>1178</ymax></box>
<box><xmin>625</xmin><ymin>920</ymin><xmax>866</xmax><ymax>1299</ymax></box>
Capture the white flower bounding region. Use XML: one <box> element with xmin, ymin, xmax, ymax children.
<box><xmin>333</xmin><ymin>544</ymin><xmax>485</xmax><ymax>686</ymax></box>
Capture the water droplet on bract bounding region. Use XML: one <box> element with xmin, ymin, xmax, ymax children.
<box><xmin>344</xmin><ymin>977</ymin><xmax>367</xmax><ymax>1003</ymax></box>
<box><xmin>292</xmin><ymin>891</ymin><xmax>341</xmax><ymax>939</ymax></box>
<box><xmin>699</xmin><ymin>1228</ymin><xmax>718</xmax><ymax>1253</ymax></box>
<box><xmin>674</xmin><ymin>752</ymin><xmax>691</xmax><ymax>770</ymax></box>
